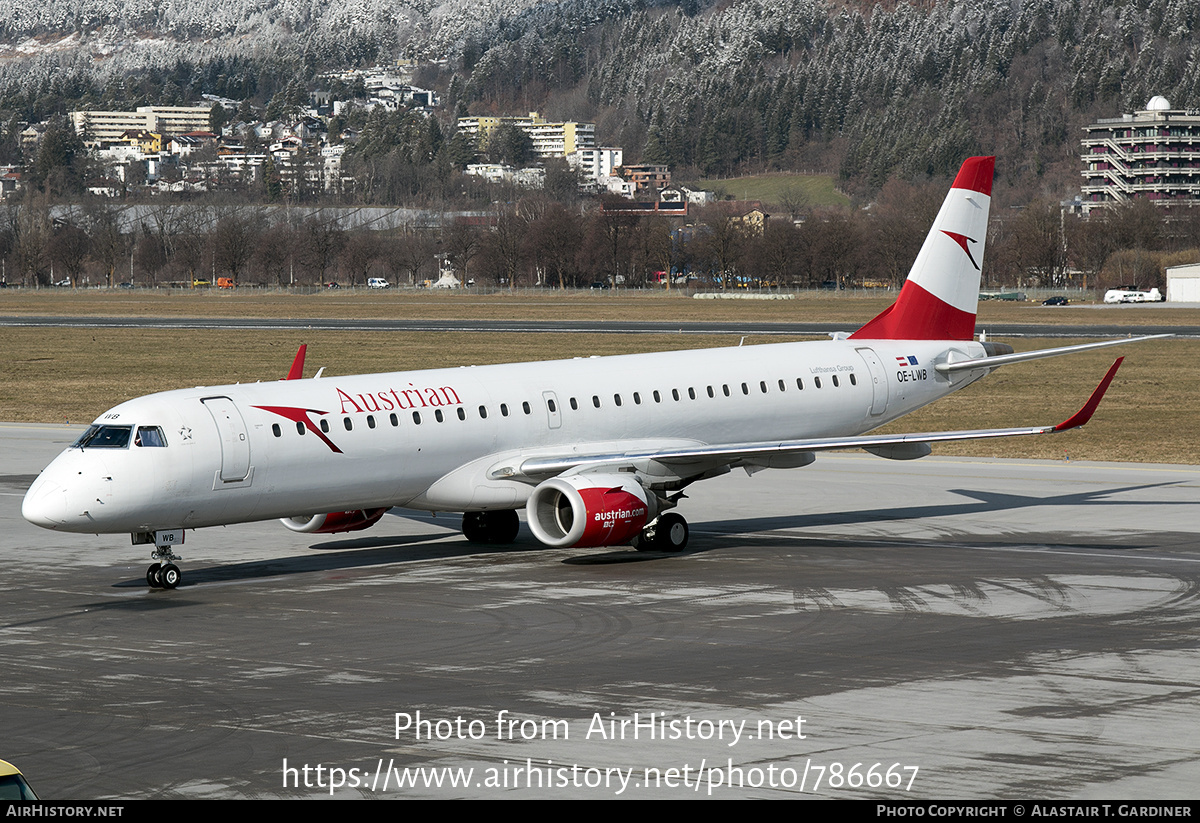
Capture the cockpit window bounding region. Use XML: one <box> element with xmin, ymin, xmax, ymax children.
<box><xmin>72</xmin><ymin>425</ymin><xmax>133</xmax><ymax>449</ymax></box>
<box><xmin>135</xmin><ymin>426</ymin><xmax>167</xmax><ymax>447</ymax></box>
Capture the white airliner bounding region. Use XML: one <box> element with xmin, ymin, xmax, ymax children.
<box><xmin>23</xmin><ymin>157</ymin><xmax>1162</xmax><ymax>589</ymax></box>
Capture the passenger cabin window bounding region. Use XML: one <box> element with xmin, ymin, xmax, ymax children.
<box><xmin>570</xmin><ymin>398</ymin><xmax>578</xmax><ymax>410</ymax></box>
<box><xmin>796</xmin><ymin>378</ymin><xmax>804</xmax><ymax>390</ymax></box>
<box><xmin>478</xmin><ymin>406</ymin><xmax>488</xmax><ymax>419</ymax></box>
<box><xmin>73</xmin><ymin>425</ymin><xmax>133</xmax><ymax>449</ymax></box>
<box><xmin>522</xmin><ymin>402</ymin><xmax>531</xmax><ymax>415</ymax></box>
<box><xmin>296</xmin><ymin>422</ymin><xmax>306</xmax><ymax>435</ymax></box>
<box><xmin>672</xmin><ymin>389</ymin><xmax>680</xmax><ymax>401</ymax></box>
<box><xmin>832</xmin><ymin>375</ymin><xmax>839</xmax><ymax>387</ymax></box>
<box><xmin>653</xmin><ymin>391</ymin><xmax>661</xmax><ymax>403</ymax></box>
<box><xmin>760</xmin><ymin>381</ymin><xmax>768</xmax><ymax>393</ymax></box>
<box><xmin>390</xmin><ymin>413</ymin><xmax>399</xmax><ymax>426</ymax></box>
<box><xmin>435</xmin><ymin>409</ymin><xmax>444</xmax><ymax>423</ymax></box>
<box><xmin>367</xmin><ymin>415</ymin><xmax>376</xmax><ymax>429</ymax></box>
<box><xmin>723</xmin><ymin>385</ymin><xmax>731</xmax><ymax>397</ymax></box>
<box><xmin>457</xmin><ymin>407</ymin><xmax>466</xmax><ymax>421</ymax></box>
<box><xmin>593</xmin><ymin>396</ymin><xmax>601</xmax><ymax>408</ymax></box>
<box><xmin>135</xmin><ymin>426</ymin><xmax>167</xmax><ymax>447</ymax></box>
<box><xmin>501</xmin><ymin>404</ymin><xmax>509</xmax><ymax>417</ymax></box>
<box><xmin>320</xmin><ymin>419</ymin><xmax>330</xmax><ymax>433</ymax></box>
<box><xmin>778</xmin><ymin>379</ymin><xmax>786</xmax><ymax>392</ymax></box>
<box><xmin>850</xmin><ymin>373</ymin><xmax>857</xmax><ymax>386</ymax></box>
<box><xmin>741</xmin><ymin>383</ymin><xmax>749</xmax><ymax>395</ymax></box>
<box><xmin>547</xmin><ymin>399</ymin><xmax>557</xmax><ymax>413</ymax></box>
<box><xmin>413</xmin><ymin>411</ymin><xmax>422</xmax><ymax>424</ymax></box>
<box><xmin>614</xmin><ymin>394</ymin><xmax>622</xmax><ymax>407</ymax></box>
<box><xmin>344</xmin><ymin>417</ymin><xmax>353</xmax><ymax>431</ymax></box>
<box><xmin>814</xmin><ymin>377</ymin><xmax>822</xmax><ymax>389</ymax></box>
<box><xmin>707</xmin><ymin>386</ymin><xmax>714</xmax><ymax>398</ymax></box>
<box><xmin>272</xmin><ymin>424</ymin><xmax>282</xmax><ymax>438</ymax></box>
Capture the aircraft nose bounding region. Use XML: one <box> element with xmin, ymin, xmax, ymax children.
<box><xmin>22</xmin><ymin>474</ymin><xmax>68</xmax><ymax>529</ymax></box>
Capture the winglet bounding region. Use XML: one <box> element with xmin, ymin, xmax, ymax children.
<box><xmin>1053</xmin><ymin>358</ymin><xmax>1123</xmax><ymax>432</ymax></box>
<box><xmin>285</xmin><ymin>345</ymin><xmax>307</xmax><ymax>381</ymax></box>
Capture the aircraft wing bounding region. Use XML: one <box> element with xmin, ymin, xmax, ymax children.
<box><xmin>498</xmin><ymin>358</ymin><xmax>1124</xmax><ymax>482</ymax></box>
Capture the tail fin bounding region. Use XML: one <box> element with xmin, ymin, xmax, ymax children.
<box><xmin>850</xmin><ymin>156</ymin><xmax>994</xmax><ymax>341</ymax></box>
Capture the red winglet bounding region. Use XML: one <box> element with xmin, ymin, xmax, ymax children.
<box><xmin>1053</xmin><ymin>358</ymin><xmax>1123</xmax><ymax>432</ymax></box>
<box><xmin>285</xmin><ymin>344</ymin><xmax>307</xmax><ymax>381</ymax></box>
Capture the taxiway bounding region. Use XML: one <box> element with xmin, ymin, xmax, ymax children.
<box><xmin>2</xmin><ymin>424</ymin><xmax>1198</xmax><ymax>798</ymax></box>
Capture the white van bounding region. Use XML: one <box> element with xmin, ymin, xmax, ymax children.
<box><xmin>1103</xmin><ymin>287</ymin><xmax>1161</xmax><ymax>303</ymax></box>
<box><xmin>367</xmin><ymin>278</ymin><xmax>390</xmax><ymax>289</ymax></box>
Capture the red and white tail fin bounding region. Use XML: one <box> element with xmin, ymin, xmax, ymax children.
<box><xmin>850</xmin><ymin>156</ymin><xmax>994</xmax><ymax>341</ymax></box>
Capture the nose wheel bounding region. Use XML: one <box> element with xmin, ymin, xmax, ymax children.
<box><xmin>146</xmin><ymin>549</ymin><xmax>183</xmax><ymax>589</ymax></box>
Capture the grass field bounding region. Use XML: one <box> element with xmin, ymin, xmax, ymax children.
<box><xmin>684</xmin><ymin>172</ymin><xmax>851</xmax><ymax>210</ymax></box>
<box><xmin>4</xmin><ymin>288</ymin><xmax>1199</xmax><ymax>327</ymax></box>
<box><xmin>1</xmin><ymin>291</ymin><xmax>1195</xmax><ymax>463</ymax></box>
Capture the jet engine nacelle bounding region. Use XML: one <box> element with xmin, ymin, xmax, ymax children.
<box><xmin>526</xmin><ymin>474</ymin><xmax>656</xmax><ymax>548</ymax></box>
<box><xmin>280</xmin><ymin>508</ymin><xmax>388</xmax><ymax>534</ymax></box>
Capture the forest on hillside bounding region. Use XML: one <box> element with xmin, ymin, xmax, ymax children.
<box><xmin>3</xmin><ymin>0</ymin><xmax>1199</xmax><ymax>199</ymax></box>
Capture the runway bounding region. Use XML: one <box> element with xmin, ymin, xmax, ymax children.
<box><xmin>2</xmin><ymin>423</ymin><xmax>1198</xmax><ymax>799</ymax></box>
<box><xmin>3</xmin><ymin>314</ymin><xmax>1199</xmax><ymax>338</ymax></box>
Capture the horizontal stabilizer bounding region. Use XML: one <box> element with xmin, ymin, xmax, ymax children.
<box><xmin>936</xmin><ymin>335</ymin><xmax>1168</xmax><ymax>375</ymax></box>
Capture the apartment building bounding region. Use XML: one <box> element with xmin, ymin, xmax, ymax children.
<box><xmin>72</xmin><ymin>106</ymin><xmax>213</xmax><ymax>148</ymax></box>
<box><xmin>457</xmin><ymin>112</ymin><xmax>596</xmax><ymax>158</ymax></box>
<box><xmin>1081</xmin><ymin>95</ymin><xmax>1200</xmax><ymax>214</ymax></box>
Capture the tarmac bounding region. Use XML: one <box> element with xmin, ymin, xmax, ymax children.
<box><xmin>2</xmin><ymin>423</ymin><xmax>1198</xmax><ymax>799</ymax></box>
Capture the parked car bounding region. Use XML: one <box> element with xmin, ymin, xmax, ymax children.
<box><xmin>0</xmin><ymin>760</ymin><xmax>39</xmax><ymax>800</ymax></box>
<box><xmin>1042</xmin><ymin>296</ymin><xmax>1069</xmax><ymax>305</ymax></box>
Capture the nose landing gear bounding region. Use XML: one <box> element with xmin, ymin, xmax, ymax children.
<box><xmin>146</xmin><ymin>547</ymin><xmax>183</xmax><ymax>589</ymax></box>
<box><xmin>134</xmin><ymin>529</ymin><xmax>186</xmax><ymax>589</ymax></box>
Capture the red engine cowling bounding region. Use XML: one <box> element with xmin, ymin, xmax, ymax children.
<box><xmin>526</xmin><ymin>474</ymin><xmax>656</xmax><ymax>548</ymax></box>
<box><xmin>280</xmin><ymin>508</ymin><xmax>388</xmax><ymax>534</ymax></box>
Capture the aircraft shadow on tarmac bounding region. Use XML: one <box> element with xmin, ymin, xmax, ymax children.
<box><xmin>111</xmin><ymin>528</ymin><xmax>554</xmax><ymax>590</ymax></box>
<box><xmin>697</xmin><ymin>481</ymin><xmax>1182</xmax><ymax>538</ymax></box>
<box><xmin>570</xmin><ymin>481</ymin><xmax>1186</xmax><ymax>564</ymax></box>
<box><xmin>109</xmin><ymin>482</ymin><xmax>1184</xmax><ymax>585</ymax></box>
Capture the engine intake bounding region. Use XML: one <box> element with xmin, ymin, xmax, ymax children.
<box><xmin>526</xmin><ymin>474</ymin><xmax>655</xmax><ymax>548</ymax></box>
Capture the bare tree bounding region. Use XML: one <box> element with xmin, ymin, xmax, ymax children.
<box><xmin>8</xmin><ymin>195</ymin><xmax>52</xmax><ymax>286</ymax></box>
<box><xmin>211</xmin><ymin>208</ymin><xmax>265</xmax><ymax>285</ymax></box>
<box><xmin>299</xmin><ymin>217</ymin><xmax>346</xmax><ymax>285</ymax></box>
<box><xmin>48</xmin><ymin>222</ymin><xmax>91</xmax><ymax>288</ymax></box>
<box><xmin>340</xmin><ymin>231</ymin><xmax>382</xmax><ymax>287</ymax></box>
<box><xmin>529</xmin><ymin>204</ymin><xmax>584</xmax><ymax>289</ymax></box>
<box><xmin>85</xmin><ymin>203</ymin><xmax>126</xmax><ymax>288</ymax></box>
<box><xmin>442</xmin><ymin>221</ymin><xmax>480</xmax><ymax>286</ymax></box>
<box><xmin>389</xmin><ymin>225</ymin><xmax>436</xmax><ymax>286</ymax></box>
<box><xmin>254</xmin><ymin>223</ymin><xmax>298</xmax><ymax>287</ymax></box>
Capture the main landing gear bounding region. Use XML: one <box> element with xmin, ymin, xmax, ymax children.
<box><xmin>462</xmin><ymin>510</ymin><xmax>520</xmax><ymax>545</ymax></box>
<box><xmin>632</xmin><ymin>512</ymin><xmax>689</xmax><ymax>553</ymax></box>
